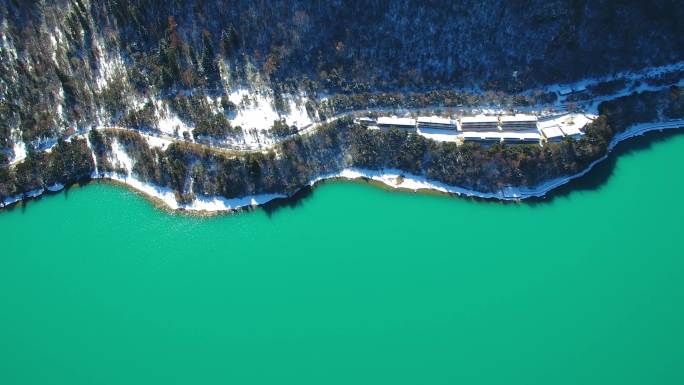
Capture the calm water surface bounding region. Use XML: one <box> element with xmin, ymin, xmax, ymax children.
<box><xmin>1</xmin><ymin>133</ymin><xmax>684</xmax><ymax>385</ymax></box>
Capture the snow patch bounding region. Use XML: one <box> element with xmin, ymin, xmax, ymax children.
<box><xmin>10</xmin><ymin>140</ymin><xmax>27</xmax><ymax>164</ymax></box>
<box><xmin>97</xmin><ymin>171</ymin><xmax>180</xmax><ymax>208</ymax></box>
<box><xmin>93</xmin><ymin>171</ymin><xmax>286</xmax><ymax>212</ymax></box>
<box><xmin>56</xmin><ymin>87</ymin><xmax>65</xmax><ymax>121</ymax></box>
<box><xmin>47</xmin><ymin>183</ymin><xmax>64</xmax><ymax>192</ymax></box>
<box><xmin>142</xmin><ymin>133</ymin><xmax>172</xmax><ymax>149</ymax></box>
<box><xmin>284</xmin><ymin>98</ymin><xmax>313</xmax><ymax>128</ymax></box>
<box><xmin>228</xmin><ymin>89</ymin><xmax>313</xmax><ymax>131</ymax></box>
<box><xmin>24</xmin><ymin>188</ymin><xmax>44</xmax><ymax>198</ymax></box>
<box><xmin>182</xmin><ymin>193</ymin><xmax>287</xmax><ymax>212</ymax></box>
<box><xmin>416</xmin><ymin>128</ymin><xmax>460</xmax><ymax>143</ymax></box>
<box><xmin>154</xmin><ymin>100</ymin><xmax>192</xmax><ymax>137</ymax></box>
<box><xmin>1</xmin><ymin>194</ymin><xmax>23</xmax><ymax>208</ymax></box>
<box><xmin>110</xmin><ymin>139</ymin><xmax>134</xmax><ymax>174</ymax></box>
<box><xmin>92</xmin><ymin>37</ymin><xmax>128</xmax><ymax>101</ymax></box>
<box><xmin>543</xmin><ymin>61</ymin><xmax>684</xmax><ymax>99</ymax></box>
<box><xmin>0</xmin><ymin>21</ymin><xmax>17</xmax><ymax>61</ymax></box>
<box><xmin>309</xmin><ymin>168</ymin><xmax>508</xmax><ymax>199</ymax></box>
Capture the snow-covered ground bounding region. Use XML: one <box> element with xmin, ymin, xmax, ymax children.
<box><xmin>138</xmin><ymin>89</ymin><xmax>316</xmax><ymax>151</ymax></box>
<box><xmin>227</xmin><ymin>89</ymin><xmax>313</xmax><ymax>131</ymax></box>
<box><xmin>541</xmin><ymin>61</ymin><xmax>684</xmax><ymax>100</ymax></box>
<box><xmin>316</xmin><ymin>62</ymin><xmax>684</xmax><ymax>125</ymax></box>
<box><xmin>10</xmin><ymin>139</ymin><xmax>26</xmax><ymax>165</ymax></box>
<box><xmin>416</xmin><ymin>127</ymin><xmax>460</xmax><ymax>143</ymax></box>
<box><xmin>46</xmin><ymin>183</ymin><xmax>64</xmax><ymax>192</ymax></box>
<box><xmin>94</xmin><ymin>170</ymin><xmax>285</xmax><ymax>212</ymax></box>
<box><xmin>93</xmin><ymin>41</ymin><xmax>126</xmax><ymax>92</ymax></box>
<box><xmin>180</xmin><ymin>193</ymin><xmax>287</xmax><ymax>212</ymax></box>
<box><xmin>141</xmin><ymin>132</ymin><xmax>173</xmax><ymax>149</ymax></box>
<box><xmin>237</xmin><ymin>128</ymin><xmax>276</xmax><ymax>149</ymax></box>
<box><xmin>1</xmin><ymin>20</ymin><xmax>18</xmax><ymax>61</ymax></box>
<box><xmin>24</xmin><ymin>188</ymin><xmax>44</xmax><ymax>198</ymax></box>
<box><xmin>308</xmin><ymin>168</ymin><xmax>504</xmax><ymax>198</ymax></box>
<box><xmin>1</xmin><ymin>194</ymin><xmax>23</xmax><ymax>207</ymax></box>
<box><xmin>110</xmin><ymin>139</ymin><xmax>134</xmax><ymax>174</ymax></box>
<box><xmin>154</xmin><ymin>99</ymin><xmax>193</xmax><ymax>137</ymax></box>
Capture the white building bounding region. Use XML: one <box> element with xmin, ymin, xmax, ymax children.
<box><xmin>461</xmin><ymin>131</ymin><xmax>540</xmax><ymax>144</ymax></box>
<box><xmin>461</xmin><ymin>131</ymin><xmax>502</xmax><ymax>143</ymax></box>
<box><xmin>500</xmin><ymin>131</ymin><xmax>541</xmax><ymax>144</ymax></box>
<box><xmin>500</xmin><ymin>114</ymin><xmax>538</xmax><ymax>131</ymax></box>
<box><xmin>538</xmin><ymin>112</ymin><xmax>593</xmax><ymax>142</ymax></box>
<box><xmin>560</xmin><ymin>125</ymin><xmax>585</xmax><ymax>139</ymax></box>
<box><xmin>540</xmin><ymin>126</ymin><xmax>565</xmax><ymax>142</ymax></box>
<box><xmin>460</xmin><ymin>115</ymin><xmax>499</xmax><ymax>131</ymax></box>
<box><xmin>417</xmin><ymin>116</ymin><xmax>457</xmax><ymax>130</ymax></box>
<box><xmin>377</xmin><ymin>117</ymin><xmax>417</xmax><ymax>130</ymax></box>
<box><xmin>356</xmin><ymin>117</ymin><xmax>376</xmax><ymax>126</ymax></box>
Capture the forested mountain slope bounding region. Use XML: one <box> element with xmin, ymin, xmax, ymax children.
<box><xmin>1</xmin><ymin>0</ymin><xmax>683</xmax><ymax>152</ymax></box>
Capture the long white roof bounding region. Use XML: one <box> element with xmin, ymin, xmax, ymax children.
<box><xmin>377</xmin><ymin>117</ymin><xmax>416</xmax><ymax>126</ymax></box>
<box><xmin>460</xmin><ymin>115</ymin><xmax>499</xmax><ymax>123</ymax></box>
<box><xmin>417</xmin><ymin>116</ymin><xmax>454</xmax><ymax>125</ymax></box>
<box><xmin>500</xmin><ymin>114</ymin><xmax>538</xmax><ymax>123</ymax></box>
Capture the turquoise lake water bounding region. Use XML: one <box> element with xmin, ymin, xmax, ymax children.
<box><xmin>1</xmin><ymin>131</ymin><xmax>684</xmax><ymax>385</ymax></box>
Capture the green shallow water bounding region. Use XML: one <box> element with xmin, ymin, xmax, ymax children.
<box><xmin>2</xmin><ymin>132</ymin><xmax>684</xmax><ymax>385</ymax></box>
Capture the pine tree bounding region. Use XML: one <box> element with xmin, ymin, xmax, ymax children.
<box><xmin>221</xmin><ymin>25</ymin><xmax>239</xmax><ymax>57</ymax></box>
<box><xmin>201</xmin><ymin>31</ymin><xmax>220</xmax><ymax>86</ymax></box>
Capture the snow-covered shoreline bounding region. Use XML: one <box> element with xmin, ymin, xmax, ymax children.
<box><xmin>2</xmin><ymin>119</ymin><xmax>683</xmax><ymax>212</ymax></box>
<box><xmin>93</xmin><ymin>171</ymin><xmax>286</xmax><ymax>213</ymax></box>
<box><xmin>307</xmin><ymin>119</ymin><xmax>682</xmax><ymax>201</ymax></box>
